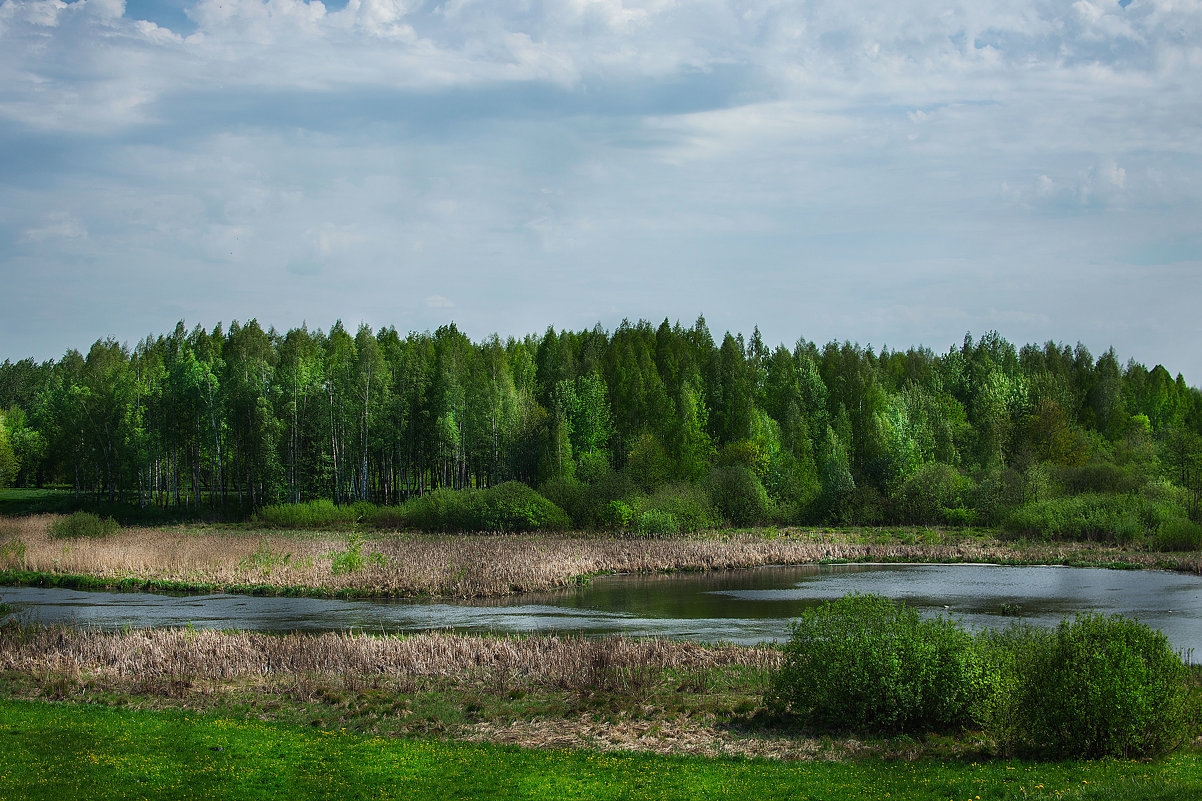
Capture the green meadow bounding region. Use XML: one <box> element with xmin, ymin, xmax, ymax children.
<box><xmin>2</xmin><ymin>699</ymin><xmax>1199</xmax><ymax>801</ymax></box>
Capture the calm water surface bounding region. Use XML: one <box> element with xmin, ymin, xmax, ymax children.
<box><xmin>2</xmin><ymin>564</ymin><xmax>1199</xmax><ymax>657</ymax></box>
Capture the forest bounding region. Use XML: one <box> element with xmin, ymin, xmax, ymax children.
<box><xmin>1</xmin><ymin>317</ymin><xmax>1200</xmax><ymax>544</ymax></box>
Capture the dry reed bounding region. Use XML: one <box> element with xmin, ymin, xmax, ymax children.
<box><xmin>0</xmin><ymin>624</ymin><xmax>779</xmax><ymax>690</ymax></box>
<box><xmin>1</xmin><ymin>514</ymin><xmax>1197</xmax><ymax>598</ymax></box>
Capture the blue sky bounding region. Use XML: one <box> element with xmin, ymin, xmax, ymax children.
<box><xmin>1</xmin><ymin>0</ymin><xmax>1200</xmax><ymax>382</ymax></box>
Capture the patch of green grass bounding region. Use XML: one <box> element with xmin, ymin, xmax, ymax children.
<box><xmin>0</xmin><ymin>699</ymin><xmax>1199</xmax><ymax>800</ymax></box>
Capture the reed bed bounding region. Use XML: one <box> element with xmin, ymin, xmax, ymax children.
<box><xmin>0</xmin><ymin>624</ymin><xmax>779</xmax><ymax>691</ymax></box>
<box><xmin>1</xmin><ymin>514</ymin><xmax>1197</xmax><ymax>598</ymax></box>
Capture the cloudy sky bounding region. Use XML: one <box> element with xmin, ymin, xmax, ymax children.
<box><xmin>1</xmin><ymin>0</ymin><xmax>1200</xmax><ymax>381</ymax></box>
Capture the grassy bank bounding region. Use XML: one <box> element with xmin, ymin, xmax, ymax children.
<box><xmin>2</xmin><ymin>514</ymin><xmax>1198</xmax><ymax>600</ymax></box>
<box><xmin>1</xmin><ymin>698</ymin><xmax>1199</xmax><ymax>800</ymax></box>
<box><xmin>3</xmin><ymin>623</ymin><xmax>1199</xmax><ymax>761</ymax></box>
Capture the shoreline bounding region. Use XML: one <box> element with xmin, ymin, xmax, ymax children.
<box><xmin>1</xmin><ymin>514</ymin><xmax>1199</xmax><ymax>601</ymax></box>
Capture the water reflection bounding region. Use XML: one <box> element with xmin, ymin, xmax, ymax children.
<box><xmin>2</xmin><ymin>563</ymin><xmax>1199</xmax><ymax>657</ymax></box>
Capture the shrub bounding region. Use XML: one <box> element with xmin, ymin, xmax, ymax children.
<box><xmin>841</xmin><ymin>485</ymin><xmax>888</xmax><ymax>526</ymax></box>
<box><xmin>1005</xmin><ymin>493</ymin><xmax>1140</xmax><ymax>543</ymax></box>
<box><xmin>705</xmin><ymin>466</ymin><xmax>771</xmax><ymax>526</ymax></box>
<box><xmin>1154</xmin><ymin>518</ymin><xmax>1202</xmax><ymax>551</ymax></box>
<box><xmin>1004</xmin><ymin>492</ymin><xmax>1194</xmax><ymax>546</ymax></box>
<box><xmin>471</xmin><ymin>481</ymin><xmax>571</xmax><ymax>532</ymax></box>
<box><xmin>635</xmin><ymin>508</ymin><xmax>680</xmax><ymax>536</ymax></box>
<box><xmin>575</xmin><ymin>450</ymin><xmax>613</xmax><ymax>485</ymax></box>
<box><xmin>400</xmin><ymin>488</ymin><xmax>475</xmax><ymax>532</ymax></box>
<box><xmin>767</xmin><ymin>594</ymin><xmax>994</xmax><ymax>733</ymax></box>
<box><xmin>256</xmin><ymin>499</ymin><xmax>361</xmax><ymax>529</ymax></box>
<box><xmin>1055</xmin><ymin>461</ymin><xmax>1142</xmax><ymax>495</ymax></box>
<box><xmin>542</xmin><ymin>470</ymin><xmax>637</xmax><ymax>529</ymax></box>
<box><xmin>602</xmin><ymin>500</ymin><xmax>634</xmax><ymax>530</ymax></box>
<box><xmin>49</xmin><ymin>511</ymin><xmax>120</xmax><ymax>539</ymax></box>
<box><xmin>401</xmin><ymin>483</ymin><xmax>570</xmax><ymax>532</ymax></box>
<box><xmin>634</xmin><ymin>483</ymin><xmax>718</xmax><ymax>533</ymax></box>
<box><xmin>538</xmin><ymin>476</ymin><xmax>588</xmax><ymax>527</ymax></box>
<box><xmin>895</xmin><ymin>463</ymin><xmax>970</xmax><ymax>525</ymax></box>
<box><xmin>999</xmin><ymin>613</ymin><xmax>1195</xmax><ymax>758</ymax></box>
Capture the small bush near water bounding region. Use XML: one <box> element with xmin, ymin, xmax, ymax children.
<box><xmin>767</xmin><ymin>593</ymin><xmax>994</xmax><ymax>733</ymax></box>
<box><xmin>48</xmin><ymin>511</ymin><xmax>120</xmax><ymax>539</ymax></box>
<box><xmin>400</xmin><ymin>482</ymin><xmax>570</xmax><ymax>533</ymax></box>
<box><xmin>256</xmin><ymin>484</ymin><xmax>570</xmax><ymax>533</ymax></box>
<box><xmin>767</xmin><ymin>594</ymin><xmax>1198</xmax><ymax>759</ymax></box>
<box><xmin>1004</xmin><ymin>492</ymin><xmax>1196</xmax><ymax>547</ymax></box>
<box><xmin>999</xmin><ymin>613</ymin><xmax>1197</xmax><ymax>758</ymax></box>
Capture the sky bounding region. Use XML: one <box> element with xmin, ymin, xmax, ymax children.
<box><xmin>1</xmin><ymin>0</ymin><xmax>1200</xmax><ymax>383</ymax></box>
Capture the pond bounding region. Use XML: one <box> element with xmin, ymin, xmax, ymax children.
<box><xmin>2</xmin><ymin>563</ymin><xmax>1200</xmax><ymax>658</ymax></box>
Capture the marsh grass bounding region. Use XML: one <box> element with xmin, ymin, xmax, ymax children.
<box><xmin>0</xmin><ymin>622</ymin><xmax>800</xmax><ymax>758</ymax></box>
<box><xmin>2</xmin><ymin>515</ymin><xmax>1197</xmax><ymax>598</ymax></box>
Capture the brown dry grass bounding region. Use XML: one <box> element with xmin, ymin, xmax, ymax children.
<box><xmin>0</xmin><ymin>623</ymin><xmax>988</xmax><ymax>761</ymax></box>
<box><xmin>1</xmin><ymin>514</ymin><xmax>1197</xmax><ymax>598</ymax></box>
<box><xmin>0</xmin><ymin>624</ymin><xmax>779</xmax><ymax>686</ymax></box>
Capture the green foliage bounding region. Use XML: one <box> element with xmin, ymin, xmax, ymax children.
<box><xmin>399</xmin><ymin>489</ymin><xmax>476</xmax><ymax>532</ymax></box>
<box><xmin>401</xmin><ymin>483</ymin><xmax>570</xmax><ymax>532</ymax></box>
<box><xmin>471</xmin><ymin>481</ymin><xmax>571</xmax><ymax>532</ymax></box>
<box><xmin>0</xmin><ymin>410</ymin><xmax>17</xmax><ymax>489</ymax></box>
<box><xmin>574</xmin><ymin>450</ymin><xmax>612</xmax><ymax>485</ymax></box>
<box><xmin>1153</xmin><ymin>518</ymin><xmax>1202</xmax><ymax>551</ymax></box>
<box><xmin>768</xmin><ymin>594</ymin><xmax>995</xmax><ymax>733</ymax></box>
<box><xmin>636</xmin><ymin>483</ymin><xmax>719</xmax><ymax>533</ymax></box>
<box><xmin>48</xmin><ymin>511</ymin><xmax>120</xmax><ymax>539</ymax></box>
<box><xmin>625</xmin><ymin>432</ymin><xmax>672</xmax><ymax>491</ymax></box>
<box><xmin>704</xmin><ymin>465</ymin><xmax>771</xmax><ymax>526</ymax></box>
<box><xmin>329</xmin><ymin>532</ymin><xmax>385</xmax><ymax>575</ymax></box>
<box><xmin>257</xmin><ymin>499</ymin><xmax>364</xmax><ymax>528</ymax></box>
<box><xmin>769</xmin><ymin>597</ymin><xmax>1198</xmax><ymax>758</ymax></box>
<box><xmin>6</xmin><ymin>319</ymin><xmax>1202</xmax><ymax>537</ymax></box>
<box><xmin>998</xmin><ymin>614</ymin><xmax>1196</xmax><ymax>758</ymax></box>
<box><xmin>895</xmin><ymin>462</ymin><xmax>971</xmax><ymax>525</ymax></box>
<box><xmin>602</xmin><ymin>499</ymin><xmax>633</xmax><ymax>530</ymax></box>
<box><xmin>635</xmin><ymin>508</ymin><xmax>681</xmax><ymax>536</ymax></box>
<box><xmin>1003</xmin><ymin>492</ymin><xmax>1186</xmax><ymax>546</ymax></box>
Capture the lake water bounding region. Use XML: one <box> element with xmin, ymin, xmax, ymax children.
<box><xmin>2</xmin><ymin>563</ymin><xmax>1200</xmax><ymax>658</ymax></box>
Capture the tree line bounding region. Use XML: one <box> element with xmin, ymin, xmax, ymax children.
<box><xmin>1</xmin><ymin>318</ymin><xmax>1200</xmax><ymax>533</ymax></box>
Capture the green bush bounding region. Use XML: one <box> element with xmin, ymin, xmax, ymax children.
<box><xmin>602</xmin><ymin>500</ymin><xmax>634</xmax><ymax>530</ymax></box>
<box><xmin>538</xmin><ymin>477</ymin><xmax>587</xmax><ymax>527</ymax></box>
<box><xmin>256</xmin><ymin>499</ymin><xmax>362</xmax><ymax>528</ymax></box>
<box><xmin>999</xmin><ymin>614</ymin><xmax>1195</xmax><ymax>758</ymax></box>
<box><xmin>541</xmin><ymin>470</ymin><xmax>637</xmax><ymax>529</ymax></box>
<box><xmin>635</xmin><ymin>508</ymin><xmax>680</xmax><ymax>536</ymax></box>
<box><xmin>1004</xmin><ymin>492</ymin><xmax>1194</xmax><ymax>546</ymax></box>
<box><xmin>704</xmin><ymin>466</ymin><xmax>771</xmax><ymax>526</ymax></box>
<box><xmin>1005</xmin><ymin>493</ymin><xmax>1141</xmax><ymax>543</ymax></box>
<box><xmin>401</xmin><ymin>483</ymin><xmax>570</xmax><ymax>532</ymax></box>
<box><xmin>767</xmin><ymin>594</ymin><xmax>995</xmax><ymax>733</ymax></box>
<box><xmin>895</xmin><ymin>463</ymin><xmax>970</xmax><ymax>525</ymax></box>
<box><xmin>49</xmin><ymin>511</ymin><xmax>120</xmax><ymax>539</ymax></box>
<box><xmin>633</xmin><ymin>483</ymin><xmax>718</xmax><ymax>533</ymax></box>
<box><xmin>472</xmin><ymin>481</ymin><xmax>571</xmax><ymax>532</ymax></box>
<box><xmin>1154</xmin><ymin>518</ymin><xmax>1202</xmax><ymax>551</ymax></box>
<box><xmin>399</xmin><ymin>488</ymin><xmax>476</xmax><ymax>532</ymax></box>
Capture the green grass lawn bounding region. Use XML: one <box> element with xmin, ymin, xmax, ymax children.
<box><xmin>1</xmin><ymin>699</ymin><xmax>1198</xmax><ymax>801</ymax></box>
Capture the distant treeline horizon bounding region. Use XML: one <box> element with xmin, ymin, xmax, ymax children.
<box><xmin>0</xmin><ymin>318</ymin><xmax>1199</xmax><ymax>540</ymax></box>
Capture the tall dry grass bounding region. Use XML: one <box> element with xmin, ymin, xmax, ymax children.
<box><xmin>1</xmin><ymin>514</ymin><xmax>1197</xmax><ymax>598</ymax></box>
<box><xmin>0</xmin><ymin>624</ymin><xmax>779</xmax><ymax>692</ymax></box>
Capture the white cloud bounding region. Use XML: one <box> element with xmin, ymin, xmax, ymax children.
<box><xmin>21</xmin><ymin>213</ymin><xmax>86</xmax><ymax>242</ymax></box>
<box><xmin>2</xmin><ymin>0</ymin><xmax>1202</xmax><ymax>384</ymax></box>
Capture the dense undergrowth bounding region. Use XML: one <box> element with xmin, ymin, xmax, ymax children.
<box><xmin>768</xmin><ymin>595</ymin><xmax>1201</xmax><ymax>759</ymax></box>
